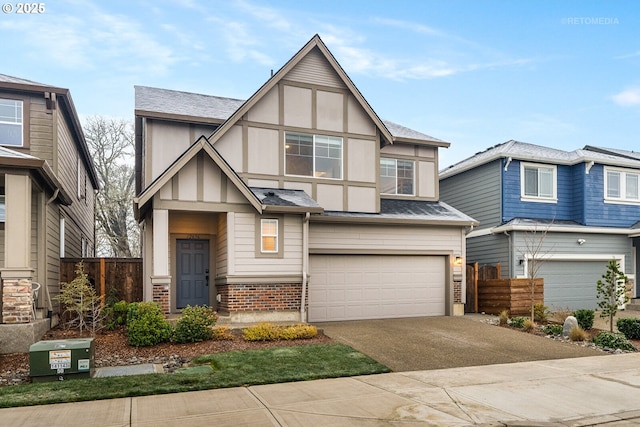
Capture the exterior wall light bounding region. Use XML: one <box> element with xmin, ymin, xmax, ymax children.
<box><xmin>454</xmin><ymin>256</ymin><xmax>463</xmax><ymax>266</ymax></box>
<box><xmin>577</xmin><ymin>238</ymin><xmax>586</xmax><ymax>245</ymax></box>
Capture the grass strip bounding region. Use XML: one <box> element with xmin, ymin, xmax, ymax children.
<box><xmin>0</xmin><ymin>344</ymin><xmax>389</xmax><ymax>408</ymax></box>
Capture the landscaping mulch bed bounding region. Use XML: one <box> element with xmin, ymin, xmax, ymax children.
<box><xmin>0</xmin><ymin>327</ymin><xmax>333</xmax><ymax>387</ymax></box>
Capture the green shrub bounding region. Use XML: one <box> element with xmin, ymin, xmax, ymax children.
<box><xmin>126</xmin><ymin>302</ymin><xmax>173</xmax><ymax>347</ymax></box>
<box><xmin>573</xmin><ymin>309</ymin><xmax>595</xmax><ymax>330</ymax></box>
<box><xmin>243</xmin><ymin>322</ymin><xmax>318</xmax><ymax>341</ymax></box>
<box><xmin>533</xmin><ymin>303</ymin><xmax>550</xmax><ymax>322</ymax></box>
<box><xmin>616</xmin><ymin>318</ymin><xmax>640</xmax><ymax>340</ymax></box>
<box><xmin>104</xmin><ymin>300</ymin><xmax>129</xmax><ymax>330</ymax></box>
<box><xmin>542</xmin><ymin>324</ymin><xmax>563</xmax><ymax>336</ymax></box>
<box><xmin>592</xmin><ymin>331</ymin><xmax>636</xmax><ymax>351</ymax></box>
<box><xmin>172</xmin><ymin>305</ymin><xmax>218</xmax><ymax>343</ymax></box>
<box><xmin>509</xmin><ymin>316</ymin><xmax>527</xmax><ymax>328</ymax></box>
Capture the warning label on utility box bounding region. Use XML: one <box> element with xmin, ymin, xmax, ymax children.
<box><xmin>49</xmin><ymin>349</ymin><xmax>72</xmax><ymax>370</ymax></box>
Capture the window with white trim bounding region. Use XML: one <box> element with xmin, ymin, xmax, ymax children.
<box><xmin>521</xmin><ymin>162</ymin><xmax>556</xmax><ymax>201</ymax></box>
<box><xmin>0</xmin><ymin>194</ymin><xmax>5</xmax><ymax>222</ymax></box>
<box><xmin>0</xmin><ymin>98</ymin><xmax>23</xmax><ymax>147</ymax></box>
<box><xmin>260</xmin><ymin>219</ymin><xmax>278</xmax><ymax>253</ymax></box>
<box><xmin>285</xmin><ymin>132</ymin><xmax>342</xmax><ymax>179</ymax></box>
<box><xmin>605</xmin><ymin>167</ymin><xmax>640</xmax><ymax>203</ymax></box>
<box><xmin>380</xmin><ymin>158</ymin><xmax>415</xmax><ymax>195</ymax></box>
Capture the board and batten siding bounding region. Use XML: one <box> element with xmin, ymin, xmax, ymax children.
<box><xmin>283</xmin><ymin>47</ymin><xmax>347</xmax><ymax>89</ymax></box>
<box><xmin>232</xmin><ymin>213</ymin><xmax>303</xmax><ymax>275</ymax></box>
<box><xmin>440</xmin><ymin>160</ymin><xmax>502</xmax><ymax>229</ymax></box>
<box><xmin>309</xmin><ymin>223</ymin><xmax>464</xmax><ymax>253</ymax></box>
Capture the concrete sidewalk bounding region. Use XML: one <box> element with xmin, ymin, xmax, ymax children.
<box><xmin>3</xmin><ymin>353</ymin><xmax>640</xmax><ymax>426</ymax></box>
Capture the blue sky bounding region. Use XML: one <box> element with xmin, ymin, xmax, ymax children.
<box><xmin>1</xmin><ymin>0</ymin><xmax>638</xmax><ymax>168</ymax></box>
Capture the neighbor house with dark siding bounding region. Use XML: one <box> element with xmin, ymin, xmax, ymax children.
<box><xmin>0</xmin><ymin>74</ymin><xmax>98</xmax><ymax>352</ymax></box>
<box><xmin>440</xmin><ymin>140</ymin><xmax>640</xmax><ymax>311</ymax></box>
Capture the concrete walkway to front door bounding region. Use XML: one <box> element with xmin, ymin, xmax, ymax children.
<box><xmin>317</xmin><ymin>315</ymin><xmax>605</xmax><ymax>372</ymax></box>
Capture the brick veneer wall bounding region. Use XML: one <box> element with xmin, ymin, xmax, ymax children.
<box><xmin>454</xmin><ymin>281</ymin><xmax>462</xmax><ymax>304</ymax></box>
<box><xmin>152</xmin><ymin>283</ymin><xmax>170</xmax><ymax>314</ymax></box>
<box><xmin>2</xmin><ymin>279</ymin><xmax>33</xmax><ymax>323</ymax></box>
<box><xmin>217</xmin><ymin>283</ymin><xmax>307</xmax><ymax>313</ymax></box>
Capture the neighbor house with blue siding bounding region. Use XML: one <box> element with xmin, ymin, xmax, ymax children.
<box><xmin>440</xmin><ymin>140</ymin><xmax>640</xmax><ymax>311</ymax></box>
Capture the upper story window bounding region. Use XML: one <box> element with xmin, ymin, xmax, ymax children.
<box><xmin>285</xmin><ymin>132</ymin><xmax>342</xmax><ymax>179</ymax></box>
<box><xmin>605</xmin><ymin>167</ymin><xmax>640</xmax><ymax>203</ymax></box>
<box><xmin>380</xmin><ymin>158</ymin><xmax>415</xmax><ymax>195</ymax></box>
<box><xmin>0</xmin><ymin>99</ymin><xmax>23</xmax><ymax>147</ymax></box>
<box><xmin>0</xmin><ymin>194</ymin><xmax>5</xmax><ymax>222</ymax></box>
<box><xmin>521</xmin><ymin>162</ymin><xmax>557</xmax><ymax>202</ymax></box>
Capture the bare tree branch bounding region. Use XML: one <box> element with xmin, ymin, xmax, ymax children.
<box><xmin>84</xmin><ymin>116</ymin><xmax>139</xmax><ymax>257</ymax></box>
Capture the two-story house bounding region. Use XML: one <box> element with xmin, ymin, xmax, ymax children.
<box><xmin>440</xmin><ymin>140</ymin><xmax>640</xmax><ymax>311</ymax></box>
<box><xmin>0</xmin><ymin>74</ymin><xmax>98</xmax><ymax>352</ymax></box>
<box><xmin>134</xmin><ymin>35</ymin><xmax>477</xmax><ymax>323</ymax></box>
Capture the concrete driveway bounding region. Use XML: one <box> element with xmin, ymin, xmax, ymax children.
<box><xmin>317</xmin><ymin>315</ymin><xmax>604</xmax><ymax>372</ymax></box>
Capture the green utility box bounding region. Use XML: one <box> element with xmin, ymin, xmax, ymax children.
<box><xmin>29</xmin><ymin>338</ymin><xmax>95</xmax><ymax>382</ymax></box>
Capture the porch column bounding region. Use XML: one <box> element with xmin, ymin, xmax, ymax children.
<box><xmin>1</xmin><ymin>174</ymin><xmax>34</xmax><ymax>323</ymax></box>
<box><xmin>151</xmin><ymin>209</ymin><xmax>171</xmax><ymax>313</ymax></box>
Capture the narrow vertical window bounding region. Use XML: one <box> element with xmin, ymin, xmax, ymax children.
<box><xmin>59</xmin><ymin>217</ymin><xmax>65</xmax><ymax>258</ymax></box>
<box><xmin>261</xmin><ymin>219</ymin><xmax>278</xmax><ymax>253</ymax></box>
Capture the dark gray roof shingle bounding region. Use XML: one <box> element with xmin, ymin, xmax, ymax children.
<box><xmin>135</xmin><ymin>85</ymin><xmax>244</xmax><ymax>121</ymax></box>
<box><xmin>135</xmin><ymin>86</ymin><xmax>441</xmax><ymax>143</ymax></box>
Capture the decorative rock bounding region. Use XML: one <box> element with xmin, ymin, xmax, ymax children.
<box><xmin>563</xmin><ymin>315</ymin><xmax>578</xmax><ymax>337</ymax></box>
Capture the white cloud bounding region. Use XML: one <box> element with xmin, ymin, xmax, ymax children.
<box><xmin>612</xmin><ymin>87</ymin><xmax>640</xmax><ymax>107</ymax></box>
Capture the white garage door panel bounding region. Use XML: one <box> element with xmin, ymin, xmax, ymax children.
<box><xmin>309</xmin><ymin>255</ymin><xmax>446</xmax><ymax>322</ymax></box>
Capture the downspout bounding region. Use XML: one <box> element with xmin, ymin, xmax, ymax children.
<box><xmin>301</xmin><ymin>212</ymin><xmax>310</xmax><ymax>322</ymax></box>
<box><xmin>503</xmin><ymin>231</ymin><xmax>511</xmax><ymax>278</ymax></box>
<box><xmin>46</xmin><ymin>188</ymin><xmax>60</xmax><ymax>205</ymax></box>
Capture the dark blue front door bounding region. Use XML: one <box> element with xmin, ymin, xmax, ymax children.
<box><xmin>176</xmin><ymin>239</ymin><xmax>209</xmax><ymax>308</ymax></box>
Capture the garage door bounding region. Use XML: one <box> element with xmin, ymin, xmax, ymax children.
<box><xmin>538</xmin><ymin>260</ymin><xmax>609</xmax><ymax>311</ymax></box>
<box><xmin>308</xmin><ymin>255</ymin><xmax>446</xmax><ymax>322</ymax></box>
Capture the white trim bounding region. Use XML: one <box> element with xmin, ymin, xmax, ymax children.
<box><xmin>466</xmin><ymin>227</ymin><xmax>493</xmax><ymax>238</ymax></box>
<box><xmin>260</xmin><ymin>218</ymin><xmax>279</xmax><ymax>253</ymax></box>
<box><xmin>604</xmin><ymin>166</ymin><xmax>640</xmax><ymax>204</ymax></box>
<box><xmin>284</xmin><ymin>132</ymin><xmax>343</xmax><ymax>180</ymax></box>
<box><xmin>380</xmin><ymin>157</ymin><xmax>415</xmax><ymax>196</ymax></box>
<box><xmin>59</xmin><ymin>217</ymin><xmax>65</xmax><ymax>258</ymax></box>
<box><xmin>492</xmin><ymin>223</ymin><xmax>634</xmax><ymax>235</ymax></box>
<box><xmin>519</xmin><ymin>253</ymin><xmax>625</xmax><ymax>279</ymax></box>
<box><xmin>520</xmin><ymin>162</ymin><xmax>557</xmax><ymax>202</ymax></box>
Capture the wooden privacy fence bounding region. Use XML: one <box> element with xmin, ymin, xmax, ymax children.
<box><xmin>61</xmin><ymin>258</ymin><xmax>143</xmax><ymax>303</ymax></box>
<box><xmin>478</xmin><ymin>278</ymin><xmax>543</xmax><ymax>316</ymax></box>
<box><xmin>465</xmin><ymin>263</ymin><xmax>502</xmax><ymax>313</ymax></box>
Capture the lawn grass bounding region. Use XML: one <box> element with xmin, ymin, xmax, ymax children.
<box><xmin>0</xmin><ymin>343</ymin><xmax>389</xmax><ymax>408</ymax></box>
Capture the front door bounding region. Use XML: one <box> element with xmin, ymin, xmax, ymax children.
<box><xmin>176</xmin><ymin>239</ymin><xmax>210</xmax><ymax>309</ymax></box>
